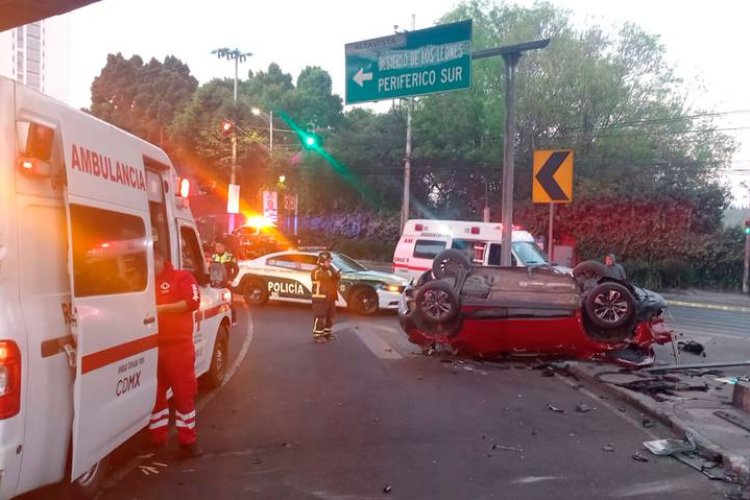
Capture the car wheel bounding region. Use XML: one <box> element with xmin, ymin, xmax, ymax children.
<box><xmin>68</xmin><ymin>456</ymin><xmax>110</xmax><ymax>499</ymax></box>
<box><xmin>584</xmin><ymin>282</ymin><xmax>636</xmax><ymax>329</ymax></box>
<box><xmin>432</xmin><ymin>249</ymin><xmax>471</xmax><ymax>279</ymax></box>
<box><xmin>573</xmin><ymin>260</ymin><xmax>608</xmax><ymax>289</ymax></box>
<box><xmin>349</xmin><ymin>287</ymin><xmax>379</xmax><ymax>316</ymax></box>
<box><xmin>414</xmin><ymin>280</ymin><xmax>460</xmax><ymax>323</ymax></box>
<box><xmin>203</xmin><ymin>325</ymin><xmax>229</xmax><ymax>389</ymax></box>
<box><xmin>243</xmin><ymin>278</ymin><xmax>268</xmax><ymax>306</ymax></box>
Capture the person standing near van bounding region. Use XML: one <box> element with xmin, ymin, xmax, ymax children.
<box><xmin>148</xmin><ymin>248</ymin><xmax>204</xmax><ymax>457</ymax></box>
<box><xmin>311</xmin><ymin>251</ymin><xmax>340</xmax><ymax>343</ymax></box>
<box><xmin>211</xmin><ymin>239</ymin><xmax>239</xmax><ymax>324</ymax></box>
<box><xmin>604</xmin><ymin>253</ymin><xmax>627</xmax><ymax>281</ymax></box>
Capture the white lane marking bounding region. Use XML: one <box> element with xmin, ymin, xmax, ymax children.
<box><xmin>512</xmin><ymin>476</ymin><xmax>564</xmax><ymax>484</ymax></box>
<box><xmin>335</xmin><ymin>321</ymin><xmax>402</xmax><ymax>359</ymax></box>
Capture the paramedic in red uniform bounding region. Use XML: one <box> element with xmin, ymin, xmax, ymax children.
<box><xmin>148</xmin><ymin>248</ymin><xmax>204</xmax><ymax>457</ymax></box>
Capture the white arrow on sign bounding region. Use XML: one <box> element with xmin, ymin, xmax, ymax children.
<box><xmin>353</xmin><ymin>68</ymin><xmax>373</xmax><ymax>87</ymax></box>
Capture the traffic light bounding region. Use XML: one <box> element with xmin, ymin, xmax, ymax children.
<box><xmin>299</xmin><ymin>131</ymin><xmax>321</xmax><ymax>150</ymax></box>
<box><xmin>744</xmin><ymin>218</ymin><xmax>750</xmax><ymax>236</ymax></box>
<box><xmin>220</xmin><ymin>119</ymin><xmax>234</xmax><ymax>137</ymax></box>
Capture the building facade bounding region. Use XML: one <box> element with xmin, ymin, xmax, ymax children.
<box><xmin>0</xmin><ymin>18</ymin><xmax>71</xmax><ymax>102</ymax></box>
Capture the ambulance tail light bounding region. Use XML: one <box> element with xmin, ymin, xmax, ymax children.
<box><xmin>17</xmin><ymin>157</ymin><xmax>51</xmax><ymax>177</ymax></box>
<box><xmin>0</xmin><ymin>340</ymin><xmax>21</xmax><ymax>419</ymax></box>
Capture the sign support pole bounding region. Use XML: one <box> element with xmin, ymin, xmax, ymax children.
<box><xmin>743</xmin><ymin>227</ymin><xmax>749</xmax><ymax>294</ymax></box>
<box><xmin>472</xmin><ymin>39</ymin><xmax>550</xmax><ymax>267</ymax></box>
<box><xmin>548</xmin><ymin>203</ymin><xmax>555</xmax><ymax>262</ymax></box>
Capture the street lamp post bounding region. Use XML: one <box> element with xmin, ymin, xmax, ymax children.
<box><xmin>212</xmin><ymin>47</ymin><xmax>251</xmax><ymax>232</ymax></box>
<box><xmin>472</xmin><ymin>39</ymin><xmax>550</xmax><ymax>266</ymax></box>
<box><xmin>251</xmin><ymin>107</ymin><xmax>273</xmax><ymax>153</ymax></box>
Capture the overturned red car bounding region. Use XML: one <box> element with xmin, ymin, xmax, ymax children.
<box><xmin>398</xmin><ymin>250</ymin><xmax>674</xmax><ymax>367</ymax></box>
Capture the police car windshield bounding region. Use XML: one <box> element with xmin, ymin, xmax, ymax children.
<box><xmin>332</xmin><ymin>254</ymin><xmax>368</xmax><ymax>273</ymax></box>
<box><xmin>512</xmin><ymin>241</ymin><xmax>549</xmax><ymax>265</ymax></box>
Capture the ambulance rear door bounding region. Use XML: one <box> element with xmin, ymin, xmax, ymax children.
<box><xmin>58</xmin><ymin>110</ymin><xmax>159</xmax><ymax>480</ymax></box>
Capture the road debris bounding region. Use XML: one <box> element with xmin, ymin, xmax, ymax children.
<box><xmin>642</xmin><ymin>418</ymin><xmax>655</xmax><ymax>428</ymax></box>
<box><xmin>546</xmin><ymin>402</ymin><xmax>564</xmax><ymax>413</ymax></box>
<box><xmin>715</xmin><ymin>410</ymin><xmax>750</xmax><ymax>433</ymax></box>
<box><xmin>281</xmin><ymin>442</ymin><xmax>292</xmax><ymax>449</ymax></box>
<box><xmin>383</xmin><ymin>484</ymin><xmax>392</xmax><ymax>494</ymax></box>
<box><xmin>643</xmin><ymin>435</ymin><xmax>696</xmax><ymax>456</ymax></box>
<box><xmin>602</xmin><ymin>444</ymin><xmax>615</xmax><ymax>452</ymax></box>
<box><xmin>631</xmin><ymin>452</ymin><xmax>649</xmax><ymax>462</ymax></box>
<box><xmin>646</xmin><ymin>360</ymin><xmax>750</xmax><ymax>374</ymax></box>
<box><xmin>678</xmin><ymin>340</ymin><xmax>706</xmax><ymax>357</ymax></box>
<box><xmin>575</xmin><ymin>403</ymin><xmax>593</xmax><ymax>413</ymax></box>
<box><xmin>492</xmin><ymin>444</ymin><xmax>523</xmax><ymax>452</ymax></box>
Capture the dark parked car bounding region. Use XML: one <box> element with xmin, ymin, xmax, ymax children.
<box><xmin>398</xmin><ymin>250</ymin><xmax>674</xmax><ymax>367</ymax></box>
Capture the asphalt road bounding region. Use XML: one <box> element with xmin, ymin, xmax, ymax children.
<box><xmin>663</xmin><ymin>306</ymin><xmax>750</xmax><ymax>364</ymax></box>
<box><xmin>95</xmin><ymin>301</ymin><xmax>732</xmax><ymax>500</ymax></box>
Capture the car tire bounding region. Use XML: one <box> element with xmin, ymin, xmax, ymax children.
<box><xmin>432</xmin><ymin>249</ymin><xmax>471</xmax><ymax>280</ymax></box>
<box><xmin>68</xmin><ymin>455</ymin><xmax>109</xmax><ymax>500</ymax></box>
<box><xmin>584</xmin><ymin>282</ymin><xmax>636</xmax><ymax>330</ymax></box>
<box><xmin>203</xmin><ymin>325</ymin><xmax>229</xmax><ymax>389</ymax></box>
<box><xmin>349</xmin><ymin>287</ymin><xmax>379</xmax><ymax>316</ymax></box>
<box><xmin>414</xmin><ymin>280</ymin><xmax>460</xmax><ymax>324</ymax></box>
<box><xmin>242</xmin><ymin>278</ymin><xmax>268</xmax><ymax>306</ymax></box>
<box><xmin>573</xmin><ymin>260</ymin><xmax>608</xmax><ymax>289</ymax></box>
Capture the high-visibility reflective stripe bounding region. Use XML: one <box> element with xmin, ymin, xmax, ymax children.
<box><xmin>149</xmin><ymin>418</ymin><xmax>169</xmax><ymax>430</ymax></box>
<box><xmin>176</xmin><ymin>410</ymin><xmax>196</xmax><ymax>421</ymax></box>
<box><xmin>150</xmin><ymin>409</ymin><xmax>170</xmax><ymax>421</ymax></box>
<box><xmin>175</xmin><ymin>420</ymin><xmax>196</xmax><ymax>429</ymax></box>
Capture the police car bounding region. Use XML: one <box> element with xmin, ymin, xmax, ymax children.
<box><xmin>231</xmin><ymin>251</ymin><xmax>410</xmax><ymax>315</ymax></box>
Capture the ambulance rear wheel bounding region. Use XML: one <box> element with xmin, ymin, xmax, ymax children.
<box><xmin>69</xmin><ymin>455</ymin><xmax>109</xmax><ymax>499</ymax></box>
<box><xmin>243</xmin><ymin>278</ymin><xmax>268</xmax><ymax>306</ymax></box>
<box><xmin>204</xmin><ymin>325</ymin><xmax>229</xmax><ymax>389</ymax></box>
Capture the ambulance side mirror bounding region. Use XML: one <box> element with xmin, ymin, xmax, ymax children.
<box><xmin>207</xmin><ymin>262</ymin><xmax>228</xmax><ymax>289</ymax></box>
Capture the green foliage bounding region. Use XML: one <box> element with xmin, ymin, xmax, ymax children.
<box><xmin>90</xmin><ymin>53</ymin><xmax>198</xmax><ymax>148</ymax></box>
<box><xmin>408</xmin><ymin>0</ymin><xmax>735</xmax><ymax>221</ymax></box>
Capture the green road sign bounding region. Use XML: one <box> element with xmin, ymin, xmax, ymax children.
<box><xmin>345</xmin><ymin>20</ymin><xmax>472</xmax><ymax>104</ymax></box>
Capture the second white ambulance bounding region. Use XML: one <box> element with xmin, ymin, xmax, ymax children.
<box><xmin>393</xmin><ymin>219</ymin><xmax>554</xmax><ymax>280</ymax></box>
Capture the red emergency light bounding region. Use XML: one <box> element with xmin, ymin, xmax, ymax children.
<box><xmin>470</xmin><ymin>226</ymin><xmax>480</xmax><ymax>235</ymax></box>
<box><xmin>178</xmin><ymin>178</ymin><xmax>190</xmax><ymax>198</ymax></box>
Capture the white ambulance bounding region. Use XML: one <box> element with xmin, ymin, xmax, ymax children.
<box><xmin>0</xmin><ymin>76</ymin><xmax>232</xmax><ymax>498</ymax></box>
<box><xmin>393</xmin><ymin>219</ymin><xmax>556</xmax><ymax>280</ymax></box>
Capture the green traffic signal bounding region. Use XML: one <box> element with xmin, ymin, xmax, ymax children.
<box><xmin>305</xmin><ymin>135</ymin><xmax>316</xmax><ymax>147</ymax></box>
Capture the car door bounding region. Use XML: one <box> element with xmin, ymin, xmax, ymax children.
<box><xmin>59</xmin><ymin>115</ymin><xmax>159</xmax><ymax>481</ymax></box>
<box><xmin>264</xmin><ymin>254</ymin><xmax>312</xmax><ymax>303</ymax></box>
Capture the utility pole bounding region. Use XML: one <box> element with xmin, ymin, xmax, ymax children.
<box><xmin>472</xmin><ymin>39</ymin><xmax>550</xmax><ymax>266</ymax></box>
<box><xmin>400</xmin><ymin>14</ymin><xmax>416</xmax><ymax>232</ymax></box>
<box><xmin>212</xmin><ymin>47</ymin><xmax>251</xmax><ymax>232</ymax></box>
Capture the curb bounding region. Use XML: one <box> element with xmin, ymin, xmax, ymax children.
<box><xmin>665</xmin><ymin>299</ymin><xmax>750</xmax><ymax>314</ymax></box>
<box><xmin>565</xmin><ymin>362</ymin><xmax>750</xmax><ymax>482</ymax></box>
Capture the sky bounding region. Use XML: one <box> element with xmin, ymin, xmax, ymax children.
<box><xmin>55</xmin><ymin>0</ymin><xmax>750</xmax><ymax>206</ymax></box>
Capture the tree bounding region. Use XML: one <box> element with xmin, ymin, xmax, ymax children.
<box><xmin>410</xmin><ymin>0</ymin><xmax>735</xmax><ymax>222</ymax></box>
<box><xmin>90</xmin><ymin>53</ymin><xmax>198</xmax><ymax>148</ymax></box>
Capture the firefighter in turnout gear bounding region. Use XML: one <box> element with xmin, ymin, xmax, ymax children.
<box><xmin>311</xmin><ymin>251</ymin><xmax>340</xmax><ymax>342</ymax></box>
<box><xmin>148</xmin><ymin>248</ymin><xmax>204</xmax><ymax>457</ymax></box>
